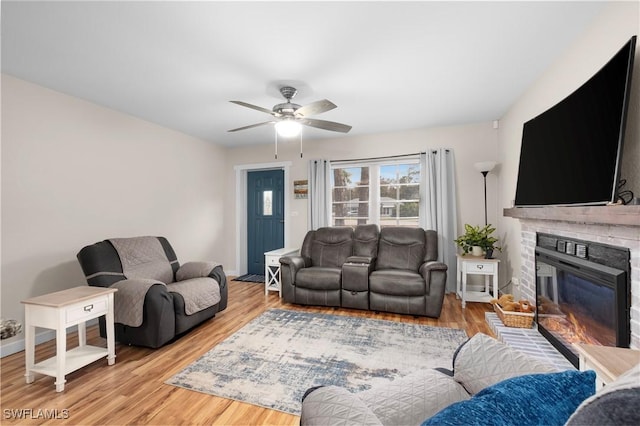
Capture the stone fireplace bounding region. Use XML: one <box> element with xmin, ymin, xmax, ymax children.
<box><xmin>504</xmin><ymin>206</ymin><xmax>640</xmax><ymax>356</ymax></box>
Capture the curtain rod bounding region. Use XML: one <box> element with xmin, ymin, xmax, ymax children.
<box><xmin>331</xmin><ymin>149</ymin><xmax>449</xmax><ymax>164</ymax></box>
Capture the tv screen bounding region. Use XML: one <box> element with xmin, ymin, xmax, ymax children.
<box><xmin>514</xmin><ymin>36</ymin><xmax>636</xmax><ymax>207</ymax></box>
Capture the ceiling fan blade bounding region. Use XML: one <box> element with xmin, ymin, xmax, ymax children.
<box><xmin>230</xmin><ymin>100</ymin><xmax>275</xmax><ymax>116</ymax></box>
<box><xmin>295</xmin><ymin>99</ymin><xmax>337</xmax><ymax>117</ymax></box>
<box><xmin>300</xmin><ymin>118</ymin><xmax>352</xmax><ymax>133</ymax></box>
<box><xmin>228</xmin><ymin>121</ymin><xmax>273</xmax><ymax>132</ymax></box>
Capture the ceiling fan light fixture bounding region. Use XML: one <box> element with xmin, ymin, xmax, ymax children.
<box><xmin>275</xmin><ymin>120</ymin><xmax>302</xmax><ymax>138</ymax></box>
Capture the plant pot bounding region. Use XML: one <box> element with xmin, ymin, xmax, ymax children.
<box><xmin>484</xmin><ymin>248</ymin><xmax>494</xmax><ymax>259</ymax></box>
<box><xmin>471</xmin><ymin>246</ymin><xmax>483</xmax><ymax>257</ymax></box>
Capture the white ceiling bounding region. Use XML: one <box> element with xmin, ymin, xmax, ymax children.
<box><xmin>1</xmin><ymin>1</ymin><xmax>606</xmax><ymax>147</ymax></box>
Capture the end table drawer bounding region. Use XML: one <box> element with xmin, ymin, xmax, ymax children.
<box><xmin>266</xmin><ymin>256</ymin><xmax>282</xmax><ymax>267</ymax></box>
<box><xmin>66</xmin><ymin>299</ymin><xmax>108</xmax><ymax>323</ymax></box>
<box><xmin>467</xmin><ymin>262</ymin><xmax>495</xmax><ymax>273</ymax></box>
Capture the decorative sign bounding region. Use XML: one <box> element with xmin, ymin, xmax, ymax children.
<box><xmin>294</xmin><ymin>180</ymin><xmax>308</xmax><ymax>199</ymax></box>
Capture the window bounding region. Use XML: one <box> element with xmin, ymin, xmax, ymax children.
<box><xmin>332</xmin><ymin>166</ymin><xmax>370</xmax><ymax>225</ymax></box>
<box><xmin>379</xmin><ymin>163</ymin><xmax>420</xmax><ymax>226</ymax></box>
<box><xmin>263</xmin><ymin>190</ymin><xmax>273</xmax><ymax>216</ymax></box>
<box><xmin>331</xmin><ymin>158</ymin><xmax>420</xmax><ymax>228</ymax></box>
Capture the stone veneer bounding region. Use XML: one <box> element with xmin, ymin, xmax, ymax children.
<box><xmin>505</xmin><ymin>206</ymin><xmax>640</xmax><ymax>349</ymax></box>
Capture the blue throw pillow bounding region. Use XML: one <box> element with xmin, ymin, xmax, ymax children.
<box><xmin>422</xmin><ymin>370</ymin><xmax>595</xmax><ymax>426</ymax></box>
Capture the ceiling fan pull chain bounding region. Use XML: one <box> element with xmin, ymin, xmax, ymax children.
<box><xmin>274</xmin><ymin>129</ymin><xmax>278</xmax><ymax>159</ymax></box>
<box><xmin>300</xmin><ymin>129</ymin><xmax>303</xmax><ymax>158</ymax></box>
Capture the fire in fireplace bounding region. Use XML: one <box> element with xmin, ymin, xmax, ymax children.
<box><xmin>535</xmin><ymin>233</ymin><xmax>630</xmax><ymax>367</ymax></box>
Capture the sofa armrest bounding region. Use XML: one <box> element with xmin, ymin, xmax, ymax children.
<box><xmin>279</xmin><ymin>255</ymin><xmax>307</xmax><ymax>273</ymax></box>
<box><xmin>280</xmin><ymin>256</ymin><xmax>307</xmax><ymax>302</ymax></box>
<box><xmin>419</xmin><ymin>261</ymin><xmax>447</xmax><ymax>288</ymax></box>
<box><xmin>419</xmin><ymin>260</ymin><xmax>447</xmax><ymax>273</ymax></box>
<box><xmin>343</xmin><ymin>256</ymin><xmax>375</xmax><ymax>294</ymax></box>
<box><xmin>346</xmin><ymin>255</ymin><xmax>375</xmax><ymax>265</ymax></box>
<box><xmin>210</xmin><ymin>264</ymin><xmax>228</xmax><ymax>310</ymax></box>
<box><xmin>301</xmin><ymin>386</ymin><xmax>382</xmax><ymax>426</ymax></box>
<box><xmin>176</xmin><ymin>261</ymin><xmax>222</xmax><ymax>281</ymax></box>
<box><xmin>110</xmin><ymin>278</ymin><xmax>168</xmax><ymax>327</ymax></box>
<box><xmin>453</xmin><ymin>333</ymin><xmax>556</xmax><ymax>395</ymax></box>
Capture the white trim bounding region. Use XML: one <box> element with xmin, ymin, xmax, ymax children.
<box><xmin>234</xmin><ymin>161</ymin><xmax>292</xmax><ymax>276</ymax></box>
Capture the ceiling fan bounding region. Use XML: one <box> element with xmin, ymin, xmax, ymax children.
<box><xmin>228</xmin><ymin>86</ymin><xmax>352</xmax><ymax>137</ymax></box>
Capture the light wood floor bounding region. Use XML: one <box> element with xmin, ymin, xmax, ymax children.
<box><xmin>0</xmin><ymin>280</ymin><xmax>494</xmax><ymax>425</ymax></box>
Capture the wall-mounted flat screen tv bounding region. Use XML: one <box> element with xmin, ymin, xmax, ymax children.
<box><xmin>514</xmin><ymin>35</ymin><xmax>636</xmax><ymax>207</ymax></box>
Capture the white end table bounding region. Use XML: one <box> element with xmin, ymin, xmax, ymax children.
<box><xmin>264</xmin><ymin>248</ymin><xmax>298</xmax><ymax>297</ymax></box>
<box><xmin>456</xmin><ymin>254</ymin><xmax>500</xmax><ymax>309</ymax></box>
<box><xmin>22</xmin><ymin>286</ymin><xmax>117</xmax><ymax>392</ymax></box>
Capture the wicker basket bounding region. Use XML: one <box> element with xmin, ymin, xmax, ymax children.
<box><xmin>493</xmin><ymin>303</ymin><xmax>534</xmax><ymax>328</ymax></box>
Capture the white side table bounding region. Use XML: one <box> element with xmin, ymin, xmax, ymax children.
<box><xmin>456</xmin><ymin>254</ymin><xmax>500</xmax><ymax>309</ymax></box>
<box><xmin>22</xmin><ymin>286</ymin><xmax>117</xmax><ymax>392</ymax></box>
<box><xmin>264</xmin><ymin>248</ymin><xmax>298</xmax><ymax>297</ymax></box>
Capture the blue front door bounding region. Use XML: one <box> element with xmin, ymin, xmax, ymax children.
<box><xmin>247</xmin><ymin>169</ymin><xmax>285</xmax><ymax>275</ymax></box>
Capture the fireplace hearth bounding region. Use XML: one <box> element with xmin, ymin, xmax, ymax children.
<box><xmin>535</xmin><ymin>233</ymin><xmax>630</xmax><ymax>367</ymax></box>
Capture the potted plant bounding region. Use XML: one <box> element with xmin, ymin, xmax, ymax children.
<box><xmin>454</xmin><ymin>224</ymin><xmax>501</xmax><ymax>258</ymax></box>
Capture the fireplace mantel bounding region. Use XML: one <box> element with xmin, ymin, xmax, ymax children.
<box><xmin>503</xmin><ymin>205</ymin><xmax>640</xmax><ymax>226</ymax></box>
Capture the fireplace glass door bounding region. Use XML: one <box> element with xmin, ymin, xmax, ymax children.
<box><xmin>535</xmin><ymin>247</ymin><xmax>628</xmax><ymax>367</ymax></box>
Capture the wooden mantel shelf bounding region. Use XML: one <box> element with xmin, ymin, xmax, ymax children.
<box><xmin>503</xmin><ymin>205</ymin><xmax>640</xmax><ymax>226</ymax></box>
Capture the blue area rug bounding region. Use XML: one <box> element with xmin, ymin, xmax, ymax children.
<box><xmin>166</xmin><ymin>309</ymin><xmax>468</xmax><ymax>415</ymax></box>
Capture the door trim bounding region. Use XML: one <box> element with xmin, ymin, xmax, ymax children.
<box><xmin>234</xmin><ymin>161</ymin><xmax>292</xmax><ymax>276</ymax></box>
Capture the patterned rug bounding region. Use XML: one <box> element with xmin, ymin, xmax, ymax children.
<box><xmin>166</xmin><ymin>309</ymin><xmax>468</xmax><ymax>415</ymax></box>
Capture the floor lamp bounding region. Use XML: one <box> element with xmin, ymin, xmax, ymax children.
<box><xmin>474</xmin><ymin>161</ymin><xmax>497</xmax><ymax>225</ymax></box>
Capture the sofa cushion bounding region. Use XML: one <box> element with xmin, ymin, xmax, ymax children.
<box><xmin>453</xmin><ymin>333</ymin><xmax>556</xmax><ymax>395</ymax></box>
<box><xmin>567</xmin><ymin>363</ymin><xmax>640</xmax><ymax>425</ymax></box>
<box><xmin>109</xmin><ymin>236</ymin><xmax>174</xmax><ymax>284</ymax></box>
<box><xmin>422</xmin><ymin>370</ymin><xmax>595</xmax><ymax>426</ymax></box>
<box><xmin>296</xmin><ymin>267</ymin><xmax>342</xmax><ymax>290</ymax></box>
<box><xmin>166</xmin><ymin>277</ymin><xmax>220</xmax><ymax>315</ymax></box>
<box><xmin>369</xmin><ymin>270</ymin><xmax>425</xmax><ymax>296</ymax></box>
<box><xmin>358</xmin><ymin>369</ymin><xmax>470</xmax><ymax>426</ymax></box>
<box><xmin>353</xmin><ymin>224</ymin><xmax>379</xmax><ymax>258</ymax></box>
<box><xmin>376</xmin><ymin>227</ymin><xmax>426</xmax><ymax>271</ymax></box>
<box><xmin>310</xmin><ymin>227</ymin><xmax>354</xmax><ymax>268</ymax></box>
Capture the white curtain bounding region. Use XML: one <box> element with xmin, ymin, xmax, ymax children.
<box><xmin>420</xmin><ymin>149</ymin><xmax>459</xmax><ymax>293</ymax></box>
<box><xmin>308</xmin><ymin>159</ymin><xmax>331</xmax><ymax>230</ymax></box>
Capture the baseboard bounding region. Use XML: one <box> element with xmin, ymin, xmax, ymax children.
<box><xmin>0</xmin><ymin>319</ymin><xmax>98</xmax><ymax>358</ymax></box>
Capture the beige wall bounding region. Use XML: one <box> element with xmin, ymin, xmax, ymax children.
<box><xmin>497</xmin><ymin>1</ymin><xmax>640</xmax><ymax>294</ymax></box>
<box><xmin>0</xmin><ymin>75</ymin><xmax>227</xmax><ymax>354</ymax></box>
<box><xmin>223</xmin><ymin>122</ymin><xmax>499</xmax><ymax>274</ymax></box>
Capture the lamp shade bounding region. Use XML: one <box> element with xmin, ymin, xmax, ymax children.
<box><xmin>275</xmin><ymin>120</ymin><xmax>302</xmax><ymax>138</ymax></box>
<box><xmin>474</xmin><ymin>161</ymin><xmax>497</xmax><ymax>173</ymax></box>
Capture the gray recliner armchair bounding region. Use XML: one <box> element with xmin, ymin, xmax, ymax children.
<box><xmin>77</xmin><ymin>236</ymin><xmax>227</xmax><ymax>348</ymax></box>
<box><xmin>280</xmin><ymin>227</ymin><xmax>354</xmax><ymax>307</ymax></box>
<box><xmin>369</xmin><ymin>227</ymin><xmax>447</xmax><ymax>317</ymax></box>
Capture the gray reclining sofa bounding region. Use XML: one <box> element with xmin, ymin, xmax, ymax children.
<box><xmin>77</xmin><ymin>236</ymin><xmax>227</xmax><ymax>348</ymax></box>
<box><xmin>280</xmin><ymin>225</ymin><xmax>448</xmax><ymax>318</ymax></box>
